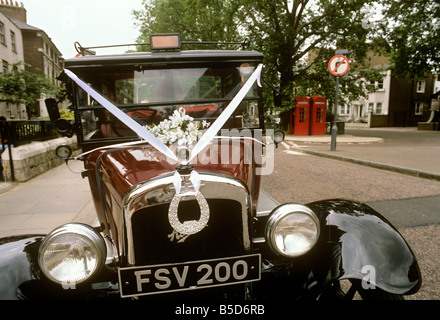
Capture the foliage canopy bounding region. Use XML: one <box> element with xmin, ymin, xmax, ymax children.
<box><xmin>132</xmin><ymin>0</ymin><xmax>438</xmax><ymax>111</ymax></box>
<box><xmin>378</xmin><ymin>0</ymin><xmax>440</xmax><ymax>78</ymax></box>
<box><xmin>0</xmin><ymin>62</ymin><xmax>60</xmax><ymax>116</ymax></box>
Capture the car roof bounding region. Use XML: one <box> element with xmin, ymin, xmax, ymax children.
<box><xmin>65</xmin><ymin>50</ymin><xmax>264</xmax><ymax>69</ymax></box>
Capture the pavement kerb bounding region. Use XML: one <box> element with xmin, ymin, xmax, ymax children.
<box><xmin>0</xmin><ymin>182</ymin><xmax>17</xmax><ymax>195</ymax></box>
<box><xmin>284</xmin><ymin>134</ymin><xmax>384</xmax><ymax>144</ymax></box>
<box><xmin>288</xmin><ymin>146</ymin><xmax>440</xmax><ymax>182</ymax></box>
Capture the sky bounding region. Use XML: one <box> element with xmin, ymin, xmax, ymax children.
<box><xmin>23</xmin><ymin>0</ymin><xmax>144</xmax><ymax>58</ymax></box>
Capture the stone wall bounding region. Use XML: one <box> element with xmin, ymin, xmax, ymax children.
<box><xmin>369</xmin><ymin>114</ymin><xmax>388</xmax><ymax>127</ymax></box>
<box><xmin>418</xmin><ymin>122</ymin><xmax>439</xmax><ymax>131</ymax></box>
<box><xmin>1</xmin><ymin>137</ymin><xmax>78</xmax><ymax>182</ymax></box>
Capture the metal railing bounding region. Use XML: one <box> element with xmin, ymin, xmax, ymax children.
<box><xmin>1</xmin><ymin>120</ymin><xmax>59</xmax><ymax>147</ymax></box>
<box><xmin>1</xmin><ymin>120</ymin><xmax>59</xmax><ymax>181</ymax></box>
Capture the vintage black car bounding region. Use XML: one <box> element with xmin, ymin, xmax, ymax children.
<box><xmin>0</xmin><ymin>34</ymin><xmax>421</xmax><ymax>301</ymax></box>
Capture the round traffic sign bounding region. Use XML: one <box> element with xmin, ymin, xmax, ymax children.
<box><xmin>328</xmin><ymin>55</ymin><xmax>350</xmax><ymax>77</ymax></box>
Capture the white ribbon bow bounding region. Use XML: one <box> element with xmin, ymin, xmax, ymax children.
<box><xmin>188</xmin><ymin>64</ymin><xmax>262</xmax><ymax>162</ymax></box>
<box><xmin>64</xmin><ymin>69</ymin><xmax>179</xmax><ymax>162</ymax></box>
<box><xmin>173</xmin><ymin>170</ymin><xmax>201</xmax><ymax>195</ymax></box>
<box><xmin>64</xmin><ymin>64</ymin><xmax>263</xmax><ymax>194</ymax></box>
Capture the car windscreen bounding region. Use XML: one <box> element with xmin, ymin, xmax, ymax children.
<box><xmin>72</xmin><ymin>63</ymin><xmax>261</xmax><ymax>141</ymax></box>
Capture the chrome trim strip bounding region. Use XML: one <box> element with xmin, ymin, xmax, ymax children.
<box><xmin>122</xmin><ymin>173</ymin><xmax>251</xmax><ymax>265</ymax></box>
<box><xmin>252</xmin><ymin>237</ymin><xmax>265</xmax><ymax>244</ymax></box>
<box><xmin>256</xmin><ymin>210</ymin><xmax>272</xmax><ymax>217</ymax></box>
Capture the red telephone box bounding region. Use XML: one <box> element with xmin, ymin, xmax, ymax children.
<box><xmin>310</xmin><ymin>96</ymin><xmax>327</xmax><ymax>135</ymax></box>
<box><xmin>293</xmin><ymin>96</ymin><xmax>310</xmax><ymax>136</ymax></box>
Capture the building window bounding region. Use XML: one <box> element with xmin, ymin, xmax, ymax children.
<box><xmin>248</xmin><ymin>104</ymin><xmax>255</xmax><ymax>116</ymax></box>
<box><xmin>0</xmin><ymin>22</ymin><xmax>5</xmax><ymax>45</ymax></box>
<box><xmin>10</xmin><ymin>31</ymin><xmax>16</xmax><ymax>52</ymax></box>
<box><xmin>377</xmin><ymin>78</ymin><xmax>384</xmax><ymax>90</ymax></box>
<box><xmin>415</xmin><ymin>102</ymin><xmax>424</xmax><ymax>115</ymax></box>
<box><xmin>417</xmin><ymin>80</ymin><xmax>426</xmax><ymax>93</ymax></box>
<box><xmin>375</xmin><ymin>102</ymin><xmax>383</xmax><ymax>114</ymax></box>
<box><xmin>2</xmin><ymin>60</ymin><xmax>8</xmax><ymax>73</ymax></box>
<box><xmin>340</xmin><ymin>104</ymin><xmax>350</xmax><ymax>115</ymax></box>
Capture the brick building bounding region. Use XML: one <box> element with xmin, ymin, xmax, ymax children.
<box><xmin>0</xmin><ymin>1</ymin><xmax>25</xmax><ymax>119</ymax></box>
<box><xmin>0</xmin><ymin>1</ymin><xmax>64</xmax><ymax>119</ymax></box>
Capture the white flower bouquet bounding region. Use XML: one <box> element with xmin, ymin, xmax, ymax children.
<box><xmin>145</xmin><ymin>107</ymin><xmax>209</xmax><ymax>146</ymax></box>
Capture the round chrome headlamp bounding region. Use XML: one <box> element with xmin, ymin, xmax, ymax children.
<box><xmin>38</xmin><ymin>223</ymin><xmax>106</xmax><ymax>285</ymax></box>
<box><xmin>265</xmin><ymin>204</ymin><xmax>320</xmax><ymax>258</ymax></box>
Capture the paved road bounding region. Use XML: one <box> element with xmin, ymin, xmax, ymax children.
<box><xmin>262</xmin><ymin>127</ymin><xmax>440</xmax><ymax>300</ymax></box>
<box><xmin>0</xmin><ymin>126</ymin><xmax>439</xmax><ymax>300</ymax></box>
<box><xmin>287</xmin><ymin>127</ymin><xmax>440</xmax><ymax>180</ymax></box>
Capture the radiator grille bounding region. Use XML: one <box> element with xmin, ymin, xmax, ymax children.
<box><xmin>131</xmin><ymin>199</ymin><xmax>245</xmax><ymax>266</ymax></box>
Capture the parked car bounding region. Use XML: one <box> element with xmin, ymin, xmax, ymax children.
<box><xmin>0</xmin><ymin>34</ymin><xmax>421</xmax><ymax>301</ymax></box>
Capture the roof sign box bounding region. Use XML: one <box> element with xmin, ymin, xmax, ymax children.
<box><xmin>150</xmin><ymin>34</ymin><xmax>181</xmax><ymax>50</ymax></box>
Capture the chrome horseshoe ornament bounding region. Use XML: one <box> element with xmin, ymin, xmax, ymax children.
<box><xmin>168</xmin><ymin>191</ymin><xmax>210</xmax><ymax>235</ymax></box>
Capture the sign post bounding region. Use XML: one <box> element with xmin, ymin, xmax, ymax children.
<box><xmin>328</xmin><ymin>52</ymin><xmax>350</xmax><ymax>151</ymax></box>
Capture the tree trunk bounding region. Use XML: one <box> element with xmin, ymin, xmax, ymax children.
<box><xmin>278</xmin><ymin>46</ymin><xmax>295</xmax><ymax>108</ymax></box>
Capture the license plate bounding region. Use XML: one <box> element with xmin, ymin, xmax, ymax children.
<box><xmin>118</xmin><ymin>254</ymin><xmax>261</xmax><ymax>298</ymax></box>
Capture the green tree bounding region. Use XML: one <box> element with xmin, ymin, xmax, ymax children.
<box><xmin>133</xmin><ymin>0</ymin><xmax>382</xmax><ymax>111</ymax></box>
<box><xmin>133</xmin><ymin>0</ymin><xmax>243</xmax><ymax>48</ymax></box>
<box><xmin>0</xmin><ymin>62</ymin><xmax>60</xmax><ymax>118</ymax></box>
<box><xmin>240</xmin><ymin>0</ymin><xmax>382</xmax><ymax>110</ymax></box>
<box><xmin>378</xmin><ymin>0</ymin><xmax>440</xmax><ymax>78</ymax></box>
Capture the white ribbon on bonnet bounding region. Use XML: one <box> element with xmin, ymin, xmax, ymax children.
<box><xmin>64</xmin><ymin>64</ymin><xmax>262</xmax><ymax>193</ymax></box>
<box><xmin>64</xmin><ymin>64</ymin><xmax>263</xmax><ymax>235</ymax></box>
